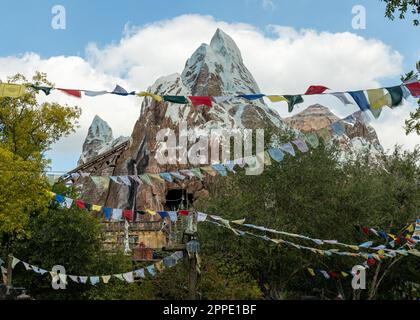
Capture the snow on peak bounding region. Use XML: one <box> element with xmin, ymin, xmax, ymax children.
<box><xmin>210</xmin><ymin>28</ymin><xmax>243</xmax><ymax>63</ymax></box>
<box><xmin>88</xmin><ymin>115</ymin><xmax>114</xmax><ymax>143</ymax></box>
<box><xmin>78</xmin><ymin>115</ymin><xmax>129</xmax><ymax>165</ymax></box>
<box><xmin>180</xmin><ymin>28</ymin><xmax>261</xmax><ymax>97</ymax></box>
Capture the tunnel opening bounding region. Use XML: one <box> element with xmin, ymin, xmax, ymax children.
<box><xmin>165</xmin><ymin>189</ymin><xmax>193</xmax><ymax>211</ymax></box>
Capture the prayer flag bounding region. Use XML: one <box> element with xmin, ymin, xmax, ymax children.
<box><xmin>330</xmin><ymin>92</ymin><xmax>353</xmax><ymax>105</ymax></box>
<box><xmin>189</xmin><ymin>96</ymin><xmax>212</xmax><ymax>108</ymax></box>
<box><xmin>0</xmin><ymin>83</ymin><xmax>26</xmax><ymax>98</ymax></box>
<box><xmin>348</xmin><ymin>91</ymin><xmax>370</xmax><ymax>111</ymax></box>
<box><xmin>385</xmin><ymin>86</ymin><xmax>404</xmax><ymax>107</ymax></box>
<box><xmin>163</xmin><ymin>95</ymin><xmax>188</xmax><ymax>104</ymax></box>
<box><xmin>305</xmin><ymin>85</ymin><xmax>328</xmax><ymax>95</ymax></box>
<box><xmin>238</xmin><ymin>94</ymin><xmax>265</xmax><ymax>100</ymax></box>
<box><xmin>137</xmin><ymin>91</ymin><xmax>162</xmax><ymax>102</ymax></box>
<box><xmin>265</xmin><ymin>95</ymin><xmax>287</xmax><ymax>103</ymax></box>
<box><xmin>284</xmin><ymin>95</ymin><xmax>304</xmax><ymax>112</ymax></box>
<box><xmin>405</xmin><ymin>82</ymin><xmax>420</xmax><ymax>98</ymax></box>
<box><xmin>58</xmin><ymin>88</ymin><xmax>82</xmax><ymax>98</ymax></box>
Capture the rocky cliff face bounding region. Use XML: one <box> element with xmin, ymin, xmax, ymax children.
<box><xmin>77</xmin><ymin>29</ymin><xmax>384</xmax><ymax>213</ymax></box>
<box><xmin>100</xmin><ymin>29</ymin><xmax>285</xmax><ymax>213</ymax></box>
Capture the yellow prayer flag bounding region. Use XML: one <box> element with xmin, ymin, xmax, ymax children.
<box><xmin>46</xmin><ymin>191</ymin><xmax>56</xmax><ymax>198</ymax></box>
<box><xmin>137</xmin><ymin>91</ymin><xmax>163</xmax><ymax>102</ymax></box>
<box><xmin>377</xmin><ymin>250</ymin><xmax>385</xmax><ymax>255</ymax></box>
<box><xmin>201</xmin><ymin>166</ymin><xmax>217</xmax><ymax>176</ymax></box>
<box><xmin>266</xmin><ymin>95</ymin><xmax>287</xmax><ymax>103</ymax></box>
<box><xmin>155</xmin><ymin>261</ymin><xmax>164</xmax><ymax>272</ymax></box>
<box><xmin>388</xmin><ymin>233</ymin><xmax>397</xmax><ymax>241</ymax></box>
<box><xmin>146</xmin><ymin>209</ymin><xmax>157</xmax><ymax>216</ymax></box>
<box><xmin>407</xmin><ymin>224</ymin><xmax>414</xmax><ymax>232</ymax></box>
<box><xmin>92</xmin><ymin>205</ymin><xmax>102</xmax><ymax>212</ymax></box>
<box><xmin>0</xmin><ymin>83</ymin><xmax>26</xmax><ymax>98</ymax></box>
<box><xmin>264</xmin><ymin>151</ymin><xmax>272</xmax><ymax>166</ymax></box>
<box><xmin>149</xmin><ymin>173</ymin><xmax>164</xmax><ymax>182</ymax></box>
<box><xmin>341</xmin><ymin>272</ymin><xmax>349</xmax><ymax>278</ymax></box>
<box><xmin>307</xmin><ymin>268</ymin><xmax>316</xmax><ymax>276</ymax></box>
<box><xmin>367</xmin><ymin>89</ymin><xmax>391</xmax><ymax>110</ymax></box>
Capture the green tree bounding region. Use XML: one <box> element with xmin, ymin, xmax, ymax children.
<box><xmin>195</xmin><ymin>142</ymin><xmax>420</xmax><ymax>300</ymax></box>
<box><xmin>403</xmin><ymin>62</ymin><xmax>420</xmax><ymax>135</ymax></box>
<box><xmin>0</xmin><ymin>72</ymin><xmax>80</xmax><ymax>239</ymax></box>
<box><xmin>5</xmin><ymin>202</ymin><xmax>154</xmax><ymax>300</ymax></box>
<box><xmin>382</xmin><ymin>0</ymin><xmax>420</xmax><ymax>26</ymax></box>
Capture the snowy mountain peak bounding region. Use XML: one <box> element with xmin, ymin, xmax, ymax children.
<box><xmin>210</xmin><ymin>28</ymin><xmax>243</xmax><ymax>63</ymax></box>
<box><xmin>88</xmin><ymin>115</ymin><xmax>114</xmax><ymax>142</ymax></box>
<box><xmin>180</xmin><ymin>29</ymin><xmax>261</xmax><ymax>97</ymax></box>
<box><xmin>78</xmin><ymin>115</ymin><xmax>129</xmax><ymax>165</ymax></box>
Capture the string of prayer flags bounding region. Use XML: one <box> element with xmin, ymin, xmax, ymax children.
<box><xmin>223</xmin><ymin>215</ymin><xmax>416</xmax><ymax>256</ymax></box>
<box><xmin>305</xmin><ymin>85</ymin><xmax>329</xmax><ymax>95</ymax></box>
<box><xmin>9</xmin><ymin>251</ymin><xmax>184</xmax><ymax>286</ymax></box>
<box><xmin>0</xmin><ymin>83</ymin><xmax>26</xmax><ymax>98</ymax></box>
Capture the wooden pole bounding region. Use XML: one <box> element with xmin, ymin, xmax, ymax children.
<box><xmin>6</xmin><ymin>254</ymin><xmax>13</xmax><ymax>296</ymax></box>
<box><xmin>187</xmin><ymin>247</ymin><xmax>198</xmax><ymax>300</ymax></box>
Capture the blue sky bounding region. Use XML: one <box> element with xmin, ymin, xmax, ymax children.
<box><xmin>1</xmin><ymin>0</ymin><xmax>418</xmax><ymax>70</ymax></box>
<box><xmin>0</xmin><ymin>0</ymin><xmax>419</xmax><ymax>172</ymax></box>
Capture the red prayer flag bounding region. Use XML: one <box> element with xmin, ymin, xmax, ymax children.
<box><xmin>123</xmin><ymin>209</ymin><xmax>134</xmax><ymax>221</ymax></box>
<box><xmin>75</xmin><ymin>199</ymin><xmax>85</xmax><ymax>209</ymax></box>
<box><xmin>179</xmin><ymin>210</ymin><xmax>189</xmax><ymax>216</ymax></box>
<box><xmin>304</xmin><ymin>85</ymin><xmax>329</xmax><ymax>95</ymax></box>
<box><xmin>367</xmin><ymin>258</ymin><xmax>376</xmax><ymax>266</ymax></box>
<box><xmin>405</xmin><ymin>82</ymin><xmax>420</xmax><ymax>98</ymax></box>
<box><xmin>58</xmin><ymin>88</ymin><xmax>82</xmax><ymax>98</ymax></box>
<box><xmin>188</xmin><ymin>96</ymin><xmax>212</xmax><ymax>108</ymax></box>
<box><xmin>362</xmin><ymin>227</ymin><xmax>369</xmax><ymax>235</ymax></box>
<box><xmin>329</xmin><ymin>271</ymin><xmax>337</xmax><ymax>279</ymax></box>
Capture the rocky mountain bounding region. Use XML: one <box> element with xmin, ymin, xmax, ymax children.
<box><xmin>76</xmin><ymin>29</ymin><xmax>384</xmax><ymax>214</ymax></box>
<box><xmin>78</xmin><ymin>115</ymin><xmax>129</xmax><ymax>165</ymax></box>
<box><xmin>284</xmin><ymin>104</ymin><xmax>383</xmax><ymax>157</ymax></box>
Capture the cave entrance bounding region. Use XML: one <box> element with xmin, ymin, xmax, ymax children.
<box><xmin>165</xmin><ymin>189</ymin><xmax>193</xmax><ymax>211</ymax></box>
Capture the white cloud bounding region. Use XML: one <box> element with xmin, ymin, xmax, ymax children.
<box><xmin>262</xmin><ymin>0</ymin><xmax>276</xmax><ymax>11</ymax></box>
<box><xmin>0</xmin><ymin>14</ymin><xmax>415</xmax><ymax>172</ymax></box>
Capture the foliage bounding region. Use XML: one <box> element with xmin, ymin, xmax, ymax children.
<box><xmin>403</xmin><ymin>62</ymin><xmax>420</xmax><ymax>135</ymax></box>
<box><xmin>382</xmin><ymin>0</ymin><xmax>420</xmax><ymax>26</ymax></box>
<box><xmin>195</xmin><ymin>143</ymin><xmax>420</xmax><ymax>300</ymax></box>
<box><xmin>0</xmin><ymin>72</ymin><xmax>80</xmax><ymax>239</ymax></box>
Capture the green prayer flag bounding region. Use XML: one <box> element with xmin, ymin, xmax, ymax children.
<box><xmin>385</xmin><ymin>86</ymin><xmax>404</xmax><ymax>107</ymax></box>
<box><xmin>163</xmin><ymin>95</ymin><xmax>188</xmax><ymax>104</ymax></box>
<box><xmin>190</xmin><ymin>168</ymin><xmax>204</xmax><ymax>180</ymax></box>
<box><xmin>284</xmin><ymin>95</ymin><xmax>304</xmax><ymax>112</ymax></box>
<box><xmin>30</xmin><ymin>85</ymin><xmax>53</xmax><ymax>96</ymax></box>
<box><xmin>304</xmin><ymin>133</ymin><xmax>319</xmax><ymax>149</ymax></box>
